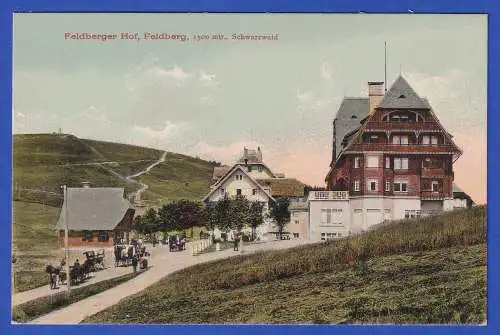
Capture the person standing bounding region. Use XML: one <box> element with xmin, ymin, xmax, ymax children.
<box><xmin>132</xmin><ymin>255</ymin><xmax>138</xmax><ymax>275</ymax></box>
<box><xmin>233</xmin><ymin>234</ymin><xmax>239</xmax><ymax>251</ymax></box>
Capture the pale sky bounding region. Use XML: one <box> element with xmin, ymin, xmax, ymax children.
<box><xmin>13</xmin><ymin>13</ymin><xmax>487</xmax><ymax>204</ymax></box>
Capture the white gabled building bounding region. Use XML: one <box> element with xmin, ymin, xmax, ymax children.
<box><xmin>203</xmin><ymin>147</ymin><xmax>308</xmax><ymax>240</ymax></box>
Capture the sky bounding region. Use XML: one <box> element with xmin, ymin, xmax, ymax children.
<box><xmin>13</xmin><ymin>13</ymin><xmax>487</xmax><ymax>204</ymax></box>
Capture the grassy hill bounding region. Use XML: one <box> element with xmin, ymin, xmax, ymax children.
<box><xmin>12</xmin><ymin>133</ymin><xmax>217</xmax><ymax>292</ymax></box>
<box><xmin>84</xmin><ymin>206</ymin><xmax>486</xmax><ymax>324</ymax></box>
<box><xmin>13</xmin><ymin>133</ymin><xmax>216</xmax><ymax>206</ymax></box>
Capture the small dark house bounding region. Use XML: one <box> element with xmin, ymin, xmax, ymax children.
<box><xmin>55</xmin><ymin>187</ymin><xmax>135</xmax><ymax>248</ymax></box>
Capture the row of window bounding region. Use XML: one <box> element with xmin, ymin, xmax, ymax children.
<box><xmin>246</xmin><ymin>166</ymin><xmax>264</xmax><ymax>173</ymax></box>
<box><xmin>352</xmin><ymin>179</ymin><xmax>440</xmax><ymax>192</ymax></box>
<box><xmin>366</xmin><ymin>135</ymin><xmax>440</xmax><ymax>145</ymax></box>
<box><xmin>82</xmin><ymin>230</ymin><xmax>110</xmax><ymax>242</ymax></box>
<box><xmin>354</xmin><ymin>156</ymin><xmax>443</xmax><ymax>170</ymax></box>
<box><xmin>391</xmin><ymin>135</ymin><xmax>439</xmax><ymax>145</ymax></box>
<box><xmin>220</xmin><ymin>188</ymin><xmax>259</xmax><ymax>196</ymax></box>
<box><xmin>320</xmin><ymin>208</ymin><xmax>344</xmax><ymax>225</ymax></box>
<box><xmin>320</xmin><ymin>232</ymin><xmax>343</xmax><ymax>237</ymax></box>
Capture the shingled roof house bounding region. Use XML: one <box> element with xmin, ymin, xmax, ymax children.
<box><xmin>203</xmin><ymin>147</ymin><xmax>309</xmax><ymax>239</ymax></box>
<box><xmin>307</xmin><ymin>75</ymin><xmax>475</xmax><ymax>242</ymax></box>
<box><xmin>55</xmin><ymin>186</ymin><xmax>135</xmax><ymax>248</ymax></box>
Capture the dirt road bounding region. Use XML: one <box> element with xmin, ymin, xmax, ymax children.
<box><xmin>30</xmin><ymin>239</ymin><xmax>313</xmax><ymax>324</ymax></box>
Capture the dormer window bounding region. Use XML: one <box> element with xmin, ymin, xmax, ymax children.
<box><xmin>351</xmin><ymin>115</ymin><xmax>358</xmax><ymax>119</ymax></box>
<box><xmin>398</xmin><ymin>94</ymin><xmax>406</xmax><ymax>99</ymax></box>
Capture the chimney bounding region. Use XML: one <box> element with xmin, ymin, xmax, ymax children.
<box><xmin>82</xmin><ymin>181</ymin><xmax>91</xmax><ymax>188</ymax></box>
<box><xmin>257</xmin><ymin>146</ymin><xmax>262</xmax><ymax>161</ymax></box>
<box><xmin>368</xmin><ymin>81</ymin><xmax>384</xmax><ymax>115</ymax></box>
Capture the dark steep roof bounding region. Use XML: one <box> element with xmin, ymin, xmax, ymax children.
<box><xmin>378</xmin><ymin>75</ymin><xmax>430</xmax><ymax>109</ymax></box>
<box><xmin>256</xmin><ymin>178</ymin><xmax>307</xmax><ymax>197</ymax></box>
<box><xmin>55</xmin><ymin>188</ymin><xmax>134</xmax><ymax>231</ymax></box>
<box><xmin>212</xmin><ymin>165</ymin><xmax>231</xmax><ymax>180</ymax></box>
<box><xmin>334</xmin><ymin>98</ymin><xmax>369</xmax><ymax>159</ymax></box>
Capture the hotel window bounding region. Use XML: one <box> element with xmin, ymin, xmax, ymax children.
<box><xmin>385</xmin><ymin>157</ymin><xmax>390</xmax><ymax>168</ymax></box>
<box><xmin>354</xmin><ymin>157</ymin><xmax>361</xmax><ymax>168</ymax></box>
<box><xmin>258</xmin><ymin>166</ymin><xmax>263</xmax><ymax>172</ymax></box>
<box><xmin>236</xmin><ymin>189</ymin><xmax>242</xmax><ymax>196</ymax></box>
<box><xmin>432</xmin><ymin>181</ymin><xmax>439</xmax><ymax>193</ymax></box>
<box><xmin>394</xmin><ymin>181</ymin><xmax>408</xmax><ymax>193</ymax></box>
<box><xmin>294</xmin><ymin>220</ymin><xmax>300</xmax><ymax>225</ymax></box>
<box><xmin>320</xmin><ymin>209</ymin><xmax>342</xmax><ymax>225</ymax></box>
<box><xmin>423</xmin><ymin>135</ymin><xmax>439</xmax><ymax>145</ymax></box>
<box><xmin>82</xmin><ymin>230</ymin><xmax>93</xmax><ymax>242</ymax></box>
<box><xmin>98</xmin><ymin>231</ymin><xmax>109</xmax><ymax>242</ymax></box>
<box><xmin>369</xmin><ymin>135</ymin><xmax>378</xmax><ymax>143</ymax></box>
<box><xmin>394</xmin><ymin>157</ymin><xmax>409</xmax><ymax>170</ymax></box>
<box><xmin>405</xmin><ymin>210</ymin><xmax>421</xmax><ymax>219</ymax></box>
<box><xmin>252</xmin><ymin>189</ymin><xmax>257</xmax><ymax>195</ymax></box>
<box><xmin>385</xmin><ymin>181</ymin><xmax>390</xmax><ymax>192</ymax></box>
<box><xmin>392</xmin><ymin>135</ymin><xmax>409</xmax><ymax>145</ymax></box>
<box><xmin>293</xmin><ymin>233</ymin><xmax>299</xmax><ymax>238</ymax></box>
<box><xmin>368</xmin><ymin>180</ymin><xmax>378</xmax><ymax>192</ymax></box>
<box><xmin>220</xmin><ymin>188</ymin><xmax>225</xmax><ymax>195</ymax></box>
<box><xmin>366</xmin><ymin>155</ymin><xmax>378</xmax><ymax>168</ymax></box>
<box><xmin>248</xmin><ymin>166</ymin><xmax>253</xmax><ymax>172</ymax></box>
<box><xmin>353</xmin><ymin>180</ymin><xmax>360</xmax><ymax>192</ymax></box>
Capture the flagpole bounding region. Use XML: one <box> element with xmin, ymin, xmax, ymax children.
<box><xmin>63</xmin><ymin>185</ymin><xmax>70</xmax><ymax>297</ymax></box>
<box><xmin>384</xmin><ymin>41</ymin><xmax>387</xmax><ymax>92</ymax></box>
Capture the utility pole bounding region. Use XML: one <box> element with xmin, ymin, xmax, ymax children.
<box><xmin>62</xmin><ymin>185</ymin><xmax>71</xmax><ymax>297</ymax></box>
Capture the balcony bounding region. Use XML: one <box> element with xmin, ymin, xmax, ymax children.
<box><xmin>348</xmin><ymin>143</ymin><xmax>458</xmax><ymax>154</ymax></box>
<box><xmin>421</xmin><ymin>191</ymin><xmax>447</xmax><ymax>200</ymax></box>
<box><xmin>308</xmin><ymin>191</ymin><xmax>349</xmax><ymax>201</ymax></box>
<box><xmin>364</xmin><ymin>121</ymin><xmax>441</xmax><ymax>132</ymax></box>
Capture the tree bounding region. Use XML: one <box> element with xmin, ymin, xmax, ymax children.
<box><xmin>157</xmin><ymin>200</ymin><xmax>208</xmax><ymax>237</ymax></box>
<box><xmin>248</xmin><ymin>201</ymin><xmax>264</xmax><ymax>240</ymax></box>
<box><xmin>230</xmin><ymin>195</ymin><xmax>250</xmax><ymax>232</ymax></box>
<box><xmin>205</xmin><ymin>201</ymin><xmax>218</xmax><ymax>234</ymax></box>
<box><xmin>268</xmin><ymin>197</ymin><xmax>291</xmax><ymax>240</ymax></box>
<box><xmin>137</xmin><ymin>208</ymin><xmax>160</xmax><ymax>238</ymax></box>
<box><xmin>214</xmin><ymin>196</ymin><xmax>233</xmax><ymax>232</ymax></box>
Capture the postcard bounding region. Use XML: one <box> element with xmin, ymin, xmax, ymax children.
<box><xmin>11</xmin><ymin>13</ymin><xmax>486</xmax><ymax>325</ymax></box>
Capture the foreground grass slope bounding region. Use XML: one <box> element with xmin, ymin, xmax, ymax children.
<box><xmin>85</xmin><ymin>206</ymin><xmax>486</xmax><ymax>324</ymax></box>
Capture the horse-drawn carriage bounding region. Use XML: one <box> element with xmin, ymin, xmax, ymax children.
<box><xmin>114</xmin><ymin>243</ymin><xmax>150</xmax><ymax>268</ymax></box>
<box><xmin>168</xmin><ymin>235</ymin><xmax>186</xmax><ymax>252</ymax></box>
<box><xmin>45</xmin><ymin>248</ymin><xmax>107</xmax><ymax>288</ymax></box>
<box><xmin>83</xmin><ymin>249</ymin><xmax>105</xmax><ymax>272</ymax></box>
